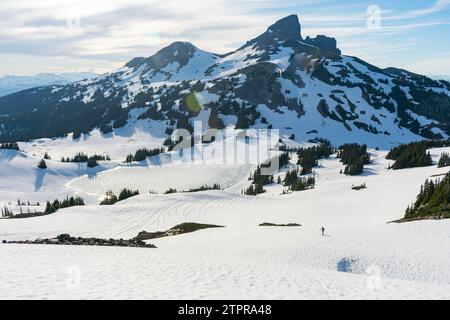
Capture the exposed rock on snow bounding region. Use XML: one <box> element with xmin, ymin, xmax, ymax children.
<box><xmin>4</xmin><ymin>234</ymin><xmax>156</xmax><ymax>248</ymax></box>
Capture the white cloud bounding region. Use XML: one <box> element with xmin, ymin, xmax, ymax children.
<box><xmin>385</xmin><ymin>0</ymin><xmax>450</xmax><ymax>20</ymax></box>
<box><xmin>0</xmin><ymin>0</ymin><xmax>449</xmax><ymax>75</ymax></box>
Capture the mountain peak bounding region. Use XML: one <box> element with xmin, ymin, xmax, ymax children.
<box><xmin>241</xmin><ymin>14</ymin><xmax>303</xmax><ymax>50</ymax></box>
<box><xmin>267</xmin><ymin>14</ymin><xmax>302</xmax><ymax>41</ymax></box>
<box><xmin>154</xmin><ymin>41</ymin><xmax>198</xmax><ymax>59</ymax></box>
<box><xmin>132</xmin><ymin>41</ymin><xmax>199</xmax><ymax>72</ymax></box>
<box><xmin>165</xmin><ymin>41</ymin><xmax>197</xmax><ymax>50</ymax></box>
<box><xmin>124</xmin><ymin>42</ymin><xmax>199</xmax><ymax>71</ymax></box>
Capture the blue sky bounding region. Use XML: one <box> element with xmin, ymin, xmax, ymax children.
<box><xmin>0</xmin><ymin>0</ymin><xmax>449</xmax><ymax>76</ymax></box>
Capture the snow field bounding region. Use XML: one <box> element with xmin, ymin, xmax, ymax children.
<box><xmin>1</xmin><ymin>147</ymin><xmax>450</xmax><ymax>299</ymax></box>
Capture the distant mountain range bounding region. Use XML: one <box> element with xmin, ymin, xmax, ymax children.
<box><xmin>429</xmin><ymin>74</ymin><xmax>450</xmax><ymax>82</ymax></box>
<box><xmin>0</xmin><ymin>14</ymin><xmax>449</xmax><ymax>148</ymax></box>
<box><xmin>0</xmin><ymin>72</ymin><xmax>98</xmax><ymax>97</ymax></box>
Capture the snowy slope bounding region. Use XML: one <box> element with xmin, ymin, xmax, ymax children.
<box><xmin>1</xmin><ymin>129</ymin><xmax>272</xmax><ymax>209</ymax></box>
<box><xmin>1</xmin><ymin>243</ymin><xmax>448</xmax><ymax>300</ymax></box>
<box><xmin>1</xmin><ymin>146</ymin><xmax>450</xmax><ymax>299</ymax></box>
<box><xmin>18</xmin><ymin>108</ymin><xmax>168</xmax><ymax>161</ymax></box>
<box><xmin>0</xmin><ymin>149</ymin><xmax>116</xmax><ymax>210</ymax></box>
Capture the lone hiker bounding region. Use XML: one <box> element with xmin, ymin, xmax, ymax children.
<box><xmin>321</xmin><ymin>226</ymin><xmax>325</xmax><ymax>236</ymax></box>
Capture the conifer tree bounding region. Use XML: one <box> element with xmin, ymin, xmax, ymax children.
<box><xmin>87</xmin><ymin>157</ymin><xmax>98</xmax><ymax>168</ymax></box>
<box><xmin>438</xmin><ymin>152</ymin><xmax>450</xmax><ymax>168</ymax></box>
<box><xmin>38</xmin><ymin>159</ymin><xmax>47</xmax><ymax>169</ymax></box>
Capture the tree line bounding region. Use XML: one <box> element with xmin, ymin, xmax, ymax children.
<box><xmin>61</xmin><ymin>152</ymin><xmax>111</xmax><ymax>168</ymax></box>
<box><xmin>337</xmin><ymin>143</ymin><xmax>370</xmax><ymax>176</ymax></box>
<box><xmin>405</xmin><ymin>173</ymin><xmax>450</xmax><ymax>220</ymax></box>
<box><xmin>386</xmin><ymin>140</ymin><xmax>450</xmax><ymax>170</ymax></box>
<box><xmin>45</xmin><ymin>196</ymin><xmax>85</xmax><ymax>214</ymax></box>
<box><xmin>438</xmin><ymin>153</ymin><xmax>450</xmax><ymax>168</ymax></box>
<box><xmin>100</xmin><ymin>188</ymin><xmax>140</xmax><ymax>205</ymax></box>
<box><xmin>244</xmin><ymin>165</ymin><xmax>274</xmax><ymax>196</ymax></box>
<box><xmin>1</xmin><ymin>206</ymin><xmax>14</xmax><ymax>218</ymax></box>
<box><xmin>387</xmin><ymin>141</ymin><xmax>434</xmax><ymax>170</ymax></box>
<box><xmin>125</xmin><ymin>147</ymin><xmax>165</xmax><ymax>163</ymax></box>
<box><xmin>0</xmin><ymin>142</ymin><xmax>20</xmax><ymax>150</ymax></box>
<box><xmin>297</xmin><ymin>142</ymin><xmax>333</xmax><ymax>175</ymax></box>
<box><xmin>283</xmin><ymin>169</ymin><xmax>315</xmax><ymax>192</ymax></box>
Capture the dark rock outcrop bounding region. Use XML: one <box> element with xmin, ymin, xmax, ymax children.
<box><xmin>304</xmin><ymin>35</ymin><xmax>341</xmax><ymax>56</ymax></box>
<box><xmin>134</xmin><ymin>222</ymin><xmax>224</xmax><ymax>241</ymax></box>
<box><xmin>4</xmin><ymin>234</ymin><xmax>156</xmax><ymax>248</ymax></box>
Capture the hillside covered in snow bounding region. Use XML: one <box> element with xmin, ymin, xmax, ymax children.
<box><xmin>0</xmin><ymin>15</ymin><xmax>449</xmax><ymax>148</ymax></box>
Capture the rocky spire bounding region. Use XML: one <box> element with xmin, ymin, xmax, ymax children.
<box><xmin>266</xmin><ymin>14</ymin><xmax>302</xmax><ymax>41</ymax></box>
